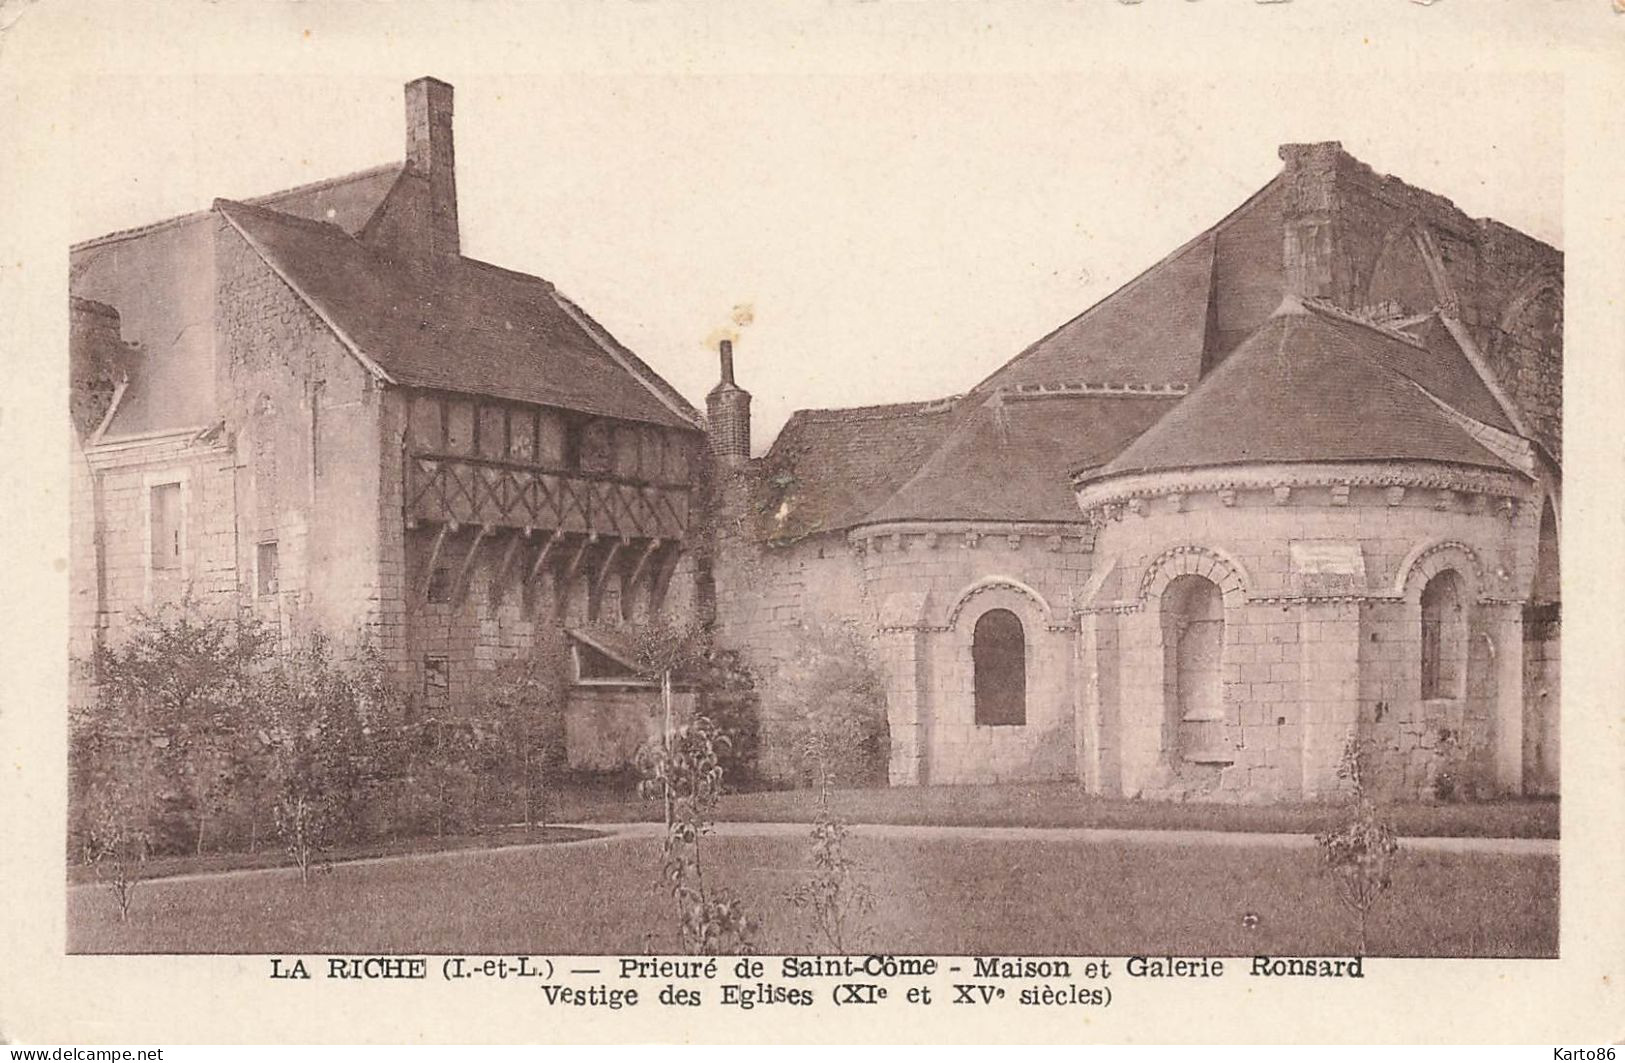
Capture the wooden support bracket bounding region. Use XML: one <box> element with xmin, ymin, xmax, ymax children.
<box><xmin>452</xmin><ymin>524</ymin><xmax>492</xmax><ymax>605</ymax></box>
<box><xmin>526</xmin><ymin>530</ymin><xmax>559</xmax><ymax>586</ymax></box>
<box><xmin>491</xmin><ymin>531</ymin><xmax>524</xmax><ymax>605</ymax></box>
<box><xmin>588</xmin><ymin>538</ymin><xmax>627</xmax><ymax>621</ymax></box>
<box><xmin>417</xmin><ymin>523</ymin><xmax>450</xmax><ymax>604</ymax></box>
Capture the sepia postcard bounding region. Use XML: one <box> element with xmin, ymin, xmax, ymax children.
<box><xmin>1</xmin><ymin>0</ymin><xmax>1622</xmax><ymax>1046</ymax></box>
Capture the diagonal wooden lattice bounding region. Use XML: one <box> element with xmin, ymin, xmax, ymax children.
<box><xmin>407</xmin><ymin>454</ymin><xmax>688</xmax><ymax>540</ymax></box>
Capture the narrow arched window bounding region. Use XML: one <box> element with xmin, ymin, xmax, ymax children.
<box><xmin>1421</xmin><ymin>570</ymin><xmax>1467</xmax><ymax>700</ymax></box>
<box><xmin>1163</xmin><ymin>575</ymin><xmax>1225</xmax><ymax>724</ymax></box>
<box><xmin>973</xmin><ymin>609</ymin><xmax>1026</xmax><ymax>726</ymax></box>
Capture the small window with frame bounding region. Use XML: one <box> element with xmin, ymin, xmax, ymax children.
<box><xmin>256</xmin><ymin>540</ymin><xmax>279</xmax><ymax>596</ymax></box>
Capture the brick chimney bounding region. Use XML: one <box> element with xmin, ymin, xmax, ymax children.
<box><xmin>706</xmin><ymin>339</ymin><xmax>751</xmax><ymax>466</ymax></box>
<box><xmin>405</xmin><ymin>77</ymin><xmax>459</xmax><ymax>260</ymax></box>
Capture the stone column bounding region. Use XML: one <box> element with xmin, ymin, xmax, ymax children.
<box><xmin>1075</xmin><ymin>612</ymin><xmax>1104</xmax><ymax>794</ymax></box>
<box><xmin>879</xmin><ymin>591</ymin><xmax>933</xmax><ymax>786</ymax></box>
<box><xmin>1490</xmin><ymin>602</ymin><xmax>1526</xmax><ymax>795</ymax></box>
<box><xmin>1116</xmin><ymin>609</ymin><xmax>1166</xmax><ymax>798</ymax></box>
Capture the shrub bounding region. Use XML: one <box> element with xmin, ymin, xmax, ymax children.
<box><xmin>776</xmin><ymin>622</ymin><xmax>889</xmax><ymax>792</ymax></box>
<box><xmin>465</xmin><ymin>632</ymin><xmax>570</xmax><ymax>831</ymax></box>
<box><xmin>78</xmin><ymin>603</ymin><xmax>272</xmax><ymax>855</ymax></box>
<box><xmin>250</xmin><ymin>634</ymin><xmax>405</xmax><ymax>878</ymax></box>
<box><xmin>80</xmin><ymin>786</ymin><xmax>150</xmax><ymax>922</ymax></box>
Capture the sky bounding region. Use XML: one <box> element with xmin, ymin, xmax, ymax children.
<box><xmin>68</xmin><ymin>55</ymin><xmax>1563</xmax><ymax>453</ymax></box>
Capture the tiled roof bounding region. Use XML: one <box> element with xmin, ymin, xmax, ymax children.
<box><xmin>72</xmin><ymin>163</ymin><xmax>403</xmax><ymax>251</ymax></box>
<box><xmin>215</xmin><ymin>199</ymin><xmax>701</xmax><ymax>431</ymax></box>
<box><xmin>1088</xmin><ymin>298</ymin><xmax>1515</xmax><ymax>481</ymax></box>
<box><xmin>755</xmin><ymin>399</ymin><xmax>959</xmax><ymax>540</ymax></box>
<box><xmin>864</xmin><ymin>391</ymin><xmax>1179</xmax><ymax>524</ymax></box>
<box><xmin>969</xmin><ymin>230</ymin><xmax>1217</xmax><ymax>395</ymax></box>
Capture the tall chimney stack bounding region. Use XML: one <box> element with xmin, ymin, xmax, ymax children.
<box><xmin>405</xmin><ymin>77</ymin><xmax>460</xmax><ymax>260</ymax></box>
<box><xmin>707</xmin><ymin>339</ymin><xmax>751</xmax><ymax>466</ymax></box>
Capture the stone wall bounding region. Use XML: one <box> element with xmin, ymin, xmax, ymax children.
<box><xmin>857</xmin><ymin>525</ymin><xmax>1095</xmax><ymax>785</ymax></box>
<box><xmin>74</xmin><ymin>436</ymin><xmax>240</xmax><ymax>650</ymax></box>
<box><xmin>1078</xmin><ymin>464</ymin><xmax>1545</xmax><ymax>801</ymax></box>
<box><xmin>213</xmin><ymin>218</ymin><xmax>385</xmax><ymax>648</ymax></box>
<box><xmin>1279</xmin><ymin>143</ymin><xmax>1563</xmax><ymax>458</ymax></box>
<box><xmin>566</xmin><ymin>687</ymin><xmax>697</xmax><ymax>773</ymax></box>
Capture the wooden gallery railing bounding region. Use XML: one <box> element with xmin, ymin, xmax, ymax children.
<box><xmin>404</xmin><ymin>452</ymin><xmax>689</xmax><ymax>619</ymax></box>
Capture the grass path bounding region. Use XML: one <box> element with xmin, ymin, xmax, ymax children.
<box><xmin>68</xmin><ymin>824</ymin><xmax>1558</xmax><ymax>958</ymax></box>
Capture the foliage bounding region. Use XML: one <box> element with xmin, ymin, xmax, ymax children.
<box><xmin>778</xmin><ymin>622</ymin><xmax>889</xmax><ymax>791</ymax></box>
<box><xmin>251</xmin><ymin>633</ymin><xmax>397</xmax><ymax>880</ymax></box>
<box><xmin>786</xmin><ymin>802</ymin><xmax>875</xmax><ymax>953</ymax></box>
<box><xmin>89</xmin><ymin>601</ymin><xmax>272</xmax><ymax>853</ymax></box>
<box><xmin>465</xmin><ymin>636</ymin><xmax>569</xmax><ymax>832</ymax></box>
<box><xmin>637</xmin><ymin>715</ymin><xmax>757</xmax><ymax>954</ymax></box>
<box><xmin>1315</xmin><ymin>737</ymin><xmax>1402</xmax><ymax>954</ymax></box>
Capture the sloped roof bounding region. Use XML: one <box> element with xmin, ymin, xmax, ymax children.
<box><xmin>215</xmin><ymin>199</ymin><xmax>700</xmax><ymax>430</ymax></box>
<box><xmin>1088</xmin><ymin>298</ymin><xmax>1515</xmax><ymax>481</ymax></box>
<box><xmin>72</xmin><ymin>163</ymin><xmax>403</xmax><ymax>253</ymax></box>
<box><xmin>970</xmin><ymin>231</ymin><xmax>1218</xmax><ymax>395</ymax></box>
<box><xmin>72</xmin><ymin>165</ymin><xmax>407</xmax><ymax>438</ymax></box>
<box><xmin>757</xmin><ymin>399</ymin><xmax>959</xmax><ymax>540</ymax></box>
<box><xmin>865</xmin><ymin>391</ymin><xmax>1179</xmax><ymax>524</ymax></box>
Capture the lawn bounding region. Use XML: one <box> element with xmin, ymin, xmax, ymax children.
<box><xmin>69</xmin><ymin>829</ymin><xmax>1558</xmax><ymax>957</ymax></box>
<box><xmin>553</xmin><ymin>781</ymin><xmax>1560</xmax><ymax>839</ymax></box>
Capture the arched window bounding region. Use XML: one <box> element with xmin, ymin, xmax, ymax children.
<box><xmin>1421</xmin><ymin>569</ymin><xmax>1467</xmax><ymax>700</ymax></box>
<box><xmin>1164</xmin><ymin>575</ymin><xmax>1224</xmax><ymax>722</ymax></box>
<box><xmin>973</xmin><ymin>609</ymin><xmax>1026</xmax><ymax>726</ymax></box>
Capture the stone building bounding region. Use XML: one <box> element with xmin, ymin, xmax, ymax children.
<box><xmin>712</xmin><ymin>142</ymin><xmax>1561</xmax><ymax>801</ymax></box>
<box><xmin>69</xmin><ymin>80</ymin><xmax>1561</xmax><ymax>804</ymax></box>
<box><xmin>68</xmin><ymin>78</ymin><xmax>707</xmax><ymax>768</ymax></box>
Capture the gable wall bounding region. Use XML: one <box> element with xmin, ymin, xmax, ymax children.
<box><xmin>213</xmin><ymin>218</ymin><xmax>385</xmax><ymax>647</ymax></box>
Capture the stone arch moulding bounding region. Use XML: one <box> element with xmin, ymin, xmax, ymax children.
<box><xmin>1363</xmin><ymin>221</ymin><xmax>1458</xmax><ymax>315</ymax></box>
<box><xmin>1138</xmin><ymin>545</ymin><xmax>1250</xmax><ymax>608</ymax></box>
<box><xmin>1393</xmin><ymin>539</ymin><xmax>1486</xmax><ymax>602</ymax></box>
<box><xmin>940</xmin><ymin>576</ymin><xmax>1059</xmax><ymax>631</ymax></box>
<box><xmin>1496</xmin><ymin>270</ymin><xmax>1563</xmax><ymax>338</ymax></box>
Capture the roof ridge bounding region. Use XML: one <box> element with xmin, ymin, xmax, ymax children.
<box><xmin>997</xmin><ymin>381</ymin><xmax>1190</xmax><ymax>400</ymax></box>
<box><xmin>213</xmin><ymin>196</ymin><xmax>358</xmax><ymax>238</ymax></box>
<box><xmin>963</xmin><ymin>173</ymin><xmax>1282</xmax><ymax>396</ymax></box>
<box><xmin>549</xmin><ymin>291</ymin><xmax>705</xmax><ymax>426</ymax></box>
<box><xmin>71</xmin><ymin>162</ymin><xmax>402</xmax><ymax>252</ymax></box>
<box><xmin>786</xmin><ymin>397</ymin><xmax>963</xmax><ymax>423</ymax></box>
<box><xmin>1301</xmin><ymin>297</ymin><xmax>1430</xmax><ymax>350</ymax></box>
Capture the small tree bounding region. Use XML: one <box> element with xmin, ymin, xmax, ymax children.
<box><xmin>777</xmin><ymin>622</ymin><xmax>889</xmax><ymax>792</ymax></box>
<box><xmin>636</xmin><ymin>715</ymin><xmax>757</xmax><ymax>954</ymax></box>
<box><xmin>469</xmin><ymin>632</ymin><xmax>570</xmax><ymax>832</ymax></box>
<box><xmin>1316</xmin><ymin>737</ymin><xmax>1402</xmax><ymax>955</ymax></box>
<box><xmin>252</xmin><ymin>634</ymin><xmax>380</xmax><ymax>882</ymax></box>
<box><xmin>780</xmin><ymin>626</ymin><xmax>883</xmax><ymax>952</ymax></box>
<box><xmin>81</xmin><ymin>786</ymin><xmax>150</xmax><ymax>922</ymax></box>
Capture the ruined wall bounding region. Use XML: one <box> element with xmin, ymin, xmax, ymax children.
<box><xmin>71</xmin><ymin>217</ymin><xmax>219</xmax><ymax>434</ymax></box>
<box><xmin>1522</xmin><ymin>607</ymin><xmax>1560</xmax><ymax>796</ymax></box>
<box><xmin>1279</xmin><ymin>143</ymin><xmax>1564</xmax><ymax>459</ymax></box>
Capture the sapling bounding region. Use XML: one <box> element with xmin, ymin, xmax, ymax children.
<box><xmin>1315</xmin><ymin>737</ymin><xmax>1401</xmax><ymax>955</ymax></box>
